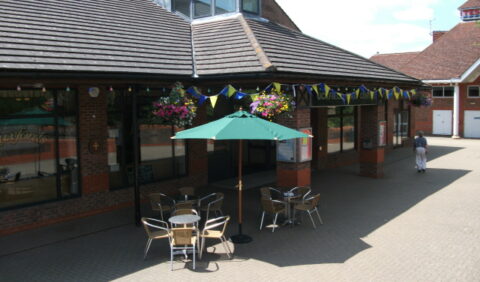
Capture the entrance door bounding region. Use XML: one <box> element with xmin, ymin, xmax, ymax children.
<box><xmin>433</xmin><ymin>110</ymin><xmax>452</xmax><ymax>135</ymax></box>
<box><xmin>464</xmin><ymin>111</ymin><xmax>480</xmax><ymax>138</ymax></box>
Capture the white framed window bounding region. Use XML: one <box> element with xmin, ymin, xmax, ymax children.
<box><xmin>432</xmin><ymin>86</ymin><xmax>454</xmax><ymax>98</ymax></box>
<box><xmin>468</xmin><ymin>85</ymin><xmax>480</xmax><ymax>98</ymax></box>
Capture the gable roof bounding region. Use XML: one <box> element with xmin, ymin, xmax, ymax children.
<box><xmin>460</xmin><ymin>0</ymin><xmax>480</xmax><ymax>9</ymax></box>
<box><xmin>0</xmin><ymin>0</ymin><xmax>420</xmax><ymax>85</ymax></box>
<box><xmin>371</xmin><ymin>22</ymin><xmax>480</xmax><ymax>81</ymax></box>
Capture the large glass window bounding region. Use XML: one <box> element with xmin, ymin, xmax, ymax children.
<box><xmin>0</xmin><ymin>89</ymin><xmax>79</xmax><ymax>210</ymax></box>
<box><xmin>107</xmin><ymin>90</ymin><xmax>187</xmax><ymax>189</ymax></box>
<box><xmin>327</xmin><ymin>107</ymin><xmax>356</xmax><ymax>153</ymax></box>
<box><xmin>242</xmin><ymin>0</ymin><xmax>259</xmax><ymax>14</ymax></box>
<box><xmin>215</xmin><ymin>0</ymin><xmax>236</xmax><ymax>14</ymax></box>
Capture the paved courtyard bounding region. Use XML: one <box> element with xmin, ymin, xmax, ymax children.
<box><xmin>1</xmin><ymin>137</ymin><xmax>479</xmax><ymax>281</ymax></box>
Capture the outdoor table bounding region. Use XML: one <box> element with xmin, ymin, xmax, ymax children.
<box><xmin>168</xmin><ymin>214</ymin><xmax>201</xmax><ymax>227</ymax></box>
<box><xmin>282</xmin><ymin>191</ymin><xmax>301</xmax><ymax>226</ymax></box>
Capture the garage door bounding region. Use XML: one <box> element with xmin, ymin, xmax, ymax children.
<box><xmin>433</xmin><ymin>110</ymin><xmax>452</xmax><ymax>135</ymax></box>
<box><xmin>464</xmin><ymin>111</ymin><xmax>480</xmax><ymax>138</ymax></box>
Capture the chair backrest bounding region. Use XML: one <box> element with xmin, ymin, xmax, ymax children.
<box><xmin>290</xmin><ymin>186</ymin><xmax>311</xmax><ymax>198</ymax></box>
<box><xmin>209</xmin><ymin>193</ymin><xmax>224</xmax><ymax>210</ymax></box>
<box><xmin>203</xmin><ymin>215</ymin><xmax>230</xmax><ymax>236</ymax></box>
<box><xmin>173</xmin><ymin>209</ymin><xmax>198</xmax><ymax>216</ymax></box>
<box><xmin>141</xmin><ymin>217</ymin><xmax>169</xmax><ymax>239</ymax></box>
<box><xmin>260</xmin><ymin>187</ymin><xmax>271</xmax><ymax>199</ymax></box>
<box><xmin>179</xmin><ymin>186</ymin><xmax>195</xmax><ymax>196</ymax></box>
<box><xmin>171</xmin><ymin>228</ymin><xmax>195</xmax><ymax>245</ymax></box>
<box><xmin>305</xmin><ymin>194</ymin><xmax>321</xmax><ymax>208</ymax></box>
<box><xmin>146</xmin><ymin>193</ymin><xmax>173</xmax><ymax>212</ymax></box>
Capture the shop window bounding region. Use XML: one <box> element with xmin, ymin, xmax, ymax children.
<box><xmin>0</xmin><ymin>89</ymin><xmax>79</xmax><ymax>210</ymax></box>
<box><xmin>432</xmin><ymin>86</ymin><xmax>454</xmax><ymax>97</ymax></box>
<box><xmin>468</xmin><ymin>86</ymin><xmax>479</xmax><ymax>97</ymax></box>
<box><xmin>242</xmin><ymin>0</ymin><xmax>259</xmax><ymax>14</ymax></box>
<box><xmin>107</xmin><ymin>91</ymin><xmax>187</xmax><ymax>190</ymax></box>
<box><xmin>327</xmin><ymin>107</ymin><xmax>356</xmax><ymax>153</ymax></box>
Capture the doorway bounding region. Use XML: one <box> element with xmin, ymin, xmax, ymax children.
<box><xmin>393</xmin><ymin>110</ymin><xmax>409</xmax><ymax>147</ymax></box>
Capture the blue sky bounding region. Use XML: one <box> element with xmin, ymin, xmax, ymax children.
<box><xmin>276</xmin><ymin>0</ymin><xmax>466</xmax><ymax>58</ymax></box>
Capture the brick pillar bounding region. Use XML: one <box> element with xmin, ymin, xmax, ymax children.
<box><xmin>276</xmin><ymin>108</ymin><xmax>311</xmax><ymax>188</ymax></box>
<box><xmin>359</xmin><ymin>105</ymin><xmax>385</xmax><ymax>178</ymax></box>
<box><xmin>78</xmin><ymin>85</ymin><xmax>109</xmax><ymax>194</ymax></box>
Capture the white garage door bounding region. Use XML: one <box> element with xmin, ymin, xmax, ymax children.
<box><xmin>433</xmin><ymin>110</ymin><xmax>452</xmax><ymax>135</ymax></box>
<box><xmin>464</xmin><ymin>111</ymin><xmax>480</xmax><ymax>138</ymax></box>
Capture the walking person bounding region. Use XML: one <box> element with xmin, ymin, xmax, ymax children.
<box><xmin>413</xmin><ymin>131</ymin><xmax>428</xmax><ymax>173</ymax></box>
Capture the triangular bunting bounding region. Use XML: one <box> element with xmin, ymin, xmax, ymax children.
<box><xmin>210</xmin><ymin>95</ymin><xmax>219</xmax><ymax>108</ymax></box>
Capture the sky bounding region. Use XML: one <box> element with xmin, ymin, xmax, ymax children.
<box><xmin>275</xmin><ymin>0</ymin><xmax>466</xmax><ymax>58</ymax></box>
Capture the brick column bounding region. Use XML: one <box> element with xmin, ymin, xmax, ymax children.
<box><xmin>276</xmin><ymin>108</ymin><xmax>311</xmax><ymax>188</ymax></box>
<box><xmin>78</xmin><ymin>85</ymin><xmax>109</xmax><ymax>194</ymax></box>
<box><xmin>359</xmin><ymin>105</ymin><xmax>385</xmax><ymax>178</ymax></box>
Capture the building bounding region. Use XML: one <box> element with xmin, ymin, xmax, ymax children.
<box><xmin>371</xmin><ymin>0</ymin><xmax>480</xmax><ymax>138</ymax></box>
<box><xmin>0</xmin><ymin>0</ymin><xmax>422</xmax><ymax>235</ymax></box>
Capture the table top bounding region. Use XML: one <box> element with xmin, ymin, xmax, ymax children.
<box><xmin>168</xmin><ymin>214</ymin><xmax>201</xmax><ymax>225</ymax></box>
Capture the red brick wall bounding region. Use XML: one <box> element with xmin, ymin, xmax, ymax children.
<box><xmin>262</xmin><ymin>0</ymin><xmax>300</xmax><ymax>31</ymax></box>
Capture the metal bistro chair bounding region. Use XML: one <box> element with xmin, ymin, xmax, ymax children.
<box><xmin>144</xmin><ymin>193</ymin><xmax>176</xmax><ymax>221</ymax></box>
<box><xmin>289</xmin><ymin>186</ymin><xmax>312</xmax><ymax>204</ymax></box>
<box><xmin>259</xmin><ymin>198</ymin><xmax>287</xmax><ymax>232</ymax></box>
<box><xmin>178</xmin><ymin>186</ymin><xmax>195</xmax><ymax>198</ymax></box>
<box><xmin>292</xmin><ymin>193</ymin><xmax>323</xmax><ymax>229</ymax></box>
<box><xmin>141</xmin><ymin>217</ymin><xmax>171</xmax><ymax>259</ymax></box>
<box><xmin>260</xmin><ymin>186</ymin><xmax>283</xmax><ymax>200</ymax></box>
<box><xmin>169</xmin><ymin>227</ymin><xmax>198</xmax><ymax>270</ymax></box>
<box><xmin>199</xmin><ymin>215</ymin><xmax>232</xmax><ymax>259</ymax></box>
<box><xmin>198</xmin><ymin>192</ymin><xmax>224</xmax><ymax>222</ymax></box>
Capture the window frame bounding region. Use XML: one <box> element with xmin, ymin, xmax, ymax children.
<box><xmin>241</xmin><ymin>0</ymin><xmax>260</xmax><ymax>14</ymax></box>
<box><xmin>467</xmin><ymin>85</ymin><xmax>480</xmax><ymax>98</ymax></box>
<box><xmin>432</xmin><ymin>86</ymin><xmax>454</xmax><ymax>98</ymax></box>
<box><xmin>327</xmin><ymin>106</ymin><xmax>357</xmax><ymax>154</ymax></box>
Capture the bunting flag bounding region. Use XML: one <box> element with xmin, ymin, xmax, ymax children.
<box><xmin>182</xmin><ymin>81</ymin><xmax>418</xmax><ymax>108</ymax></box>
<box><xmin>209</xmin><ymin>95</ymin><xmax>219</xmax><ymax>108</ymax></box>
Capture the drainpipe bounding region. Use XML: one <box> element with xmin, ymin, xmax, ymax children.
<box><xmin>452</xmin><ymin>83</ymin><xmax>460</xmax><ymax>139</ymax></box>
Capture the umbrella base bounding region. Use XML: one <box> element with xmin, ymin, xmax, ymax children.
<box><xmin>230</xmin><ymin>234</ymin><xmax>253</xmax><ymax>244</ymax></box>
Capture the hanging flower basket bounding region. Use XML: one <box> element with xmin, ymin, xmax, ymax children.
<box><xmin>249</xmin><ymin>89</ymin><xmax>295</xmax><ymax>121</ymax></box>
<box><xmin>409</xmin><ymin>93</ymin><xmax>432</xmax><ymax>107</ymax></box>
<box><xmin>151</xmin><ymin>82</ymin><xmax>197</xmax><ymax>128</ymax></box>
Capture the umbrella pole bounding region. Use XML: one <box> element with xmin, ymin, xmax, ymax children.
<box><xmin>231</xmin><ymin>139</ymin><xmax>252</xmax><ymax>244</ymax></box>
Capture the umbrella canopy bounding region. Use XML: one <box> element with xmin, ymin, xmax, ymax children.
<box><xmin>172</xmin><ymin>110</ymin><xmax>311</xmax><ymax>243</ymax></box>
<box><xmin>172</xmin><ymin>110</ymin><xmax>309</xmax><ymax>140</ymax></box>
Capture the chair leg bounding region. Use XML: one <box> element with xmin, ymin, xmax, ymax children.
<box><xmin>259</xmin><ymin>211</ymin><xmax>265</xmax><ymax>230</ymax></box>
<box><xmin>200</xmin><ymin>237</ymin><xmax>205</xmax><ymax>259</ymax></box>
<box><xmin>315</xmin><ymin>208</ymin><xmax>323</xmax><ymax>224</ymax></box>
<box><xmin>144</xmin><ymin>238</ymin><xmax>152</xmax><ymax>259</ymax></box>
<box><xmin>307</xmin><ymin>211</ymin><xmax>316</xmax><ymax>229</ymax></box>
<box><xmin>170</xmin><ymin>246</ymin><xmax>174</xmax><ymax>271</ymax></box>
<box><xmin>222</xmin><ymin>235</ymin><xmax>233</xmax><ymax>258</ymax></box>
<box><xmin>272</xmin><ymin>213</ymin><xmax>279</xmax><ymax>232</ymax></box>
<box><xmin>193</xmin><ymin>245</ymin><xmax>196</xmax><ymax>270</ymax></box>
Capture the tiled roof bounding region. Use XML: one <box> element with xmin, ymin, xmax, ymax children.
<box><xmin>0</xmin><ymin>0</ymin><xmax>420</xmax><ymax>84</ymax></box>
<box><xmin>370</xmin><ymin>52</ymin><xmax>421</xmax><ymax>71</ymax></box>
<box><xmin>192</xmin><ymin>17</ymin><xmax>265</xmax><ymax>75</ymax></box>
<box><xmin>0</xmin><ymin>0</ymin><xmax>193</xmax><ymax>75</ymax></box>
<box><xmin>247</xmin><ymin>19</ymin><xmax>418</xmax><ymax>82</ymax></box>
<box><xmin>399</xmin><ymin>22</ymin><xmax>480</xmax><ymax>80</ymax></box>
<box><xmin>460</xmin><ymin>0</ymin><xmax>480</xmax><ymax>9</ymax></box>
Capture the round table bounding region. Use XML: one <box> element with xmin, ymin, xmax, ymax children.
<box><xmin>168</xmin><ymin>214</ymin><xmax>201</xmax><ymax>226</ymax></box>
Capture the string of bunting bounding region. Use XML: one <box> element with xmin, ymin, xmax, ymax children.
<box><xmin>185</xmin><ymin>83</ymin><xmax>418</xmax><ymax>107</ymax></box>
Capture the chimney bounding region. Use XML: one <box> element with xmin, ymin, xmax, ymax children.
<box><xmin>432</xmin><ymin>31</ymin><xmax>447</xmax><ymax>42</ymax></box>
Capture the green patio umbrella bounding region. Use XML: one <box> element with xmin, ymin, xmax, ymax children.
<box><xmin>172</xmin><ymin>110</ymin><xmax>311</xmax><ymax>243</ymax></box>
